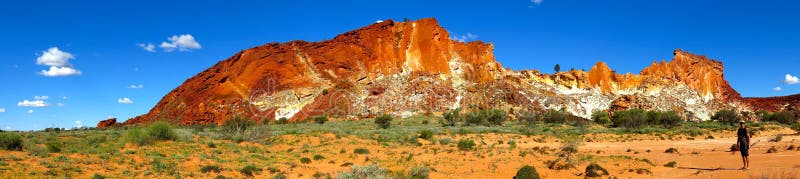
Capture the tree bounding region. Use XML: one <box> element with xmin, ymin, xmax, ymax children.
<box><xmin>554</xmin><ymin>64</ymin><xmax>561</xmax><ymax>73</ymax></box>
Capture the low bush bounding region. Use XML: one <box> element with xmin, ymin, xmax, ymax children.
<box><xmin>353</xmin><ymin>148</ymin><xmax>370</xmax><ymax>154</ymax></box>
<box><xmin>375</xmin><ymin>114</ymin><xmax>393</xmax><ymax>129</ymax></box>
<box><xmin>465</xmin><ymin>109</ymin><xmax>507</xmax><ymax>126</ymax></box>
<box><xmin>408</xmin><ymin>165</ymin><xmax>431</xmax><ymax>179</ymax></box>
<box><xmin>146</xmin><ymin>121</ymin><xmax>178</xmax><ymax>141</ymax></box>
<box><xmin>441</xmin><ymin>108</ymin><xmax>462</xmax><ymax>127</ymax></box>
<box><xmin>336</xmin><ymin>164</ymin><xmax>388</xmax><ymax>179</ymax></box>
<box><xmin>591</xmin><ymin>111</ymin><xmax>611</xmax><ymax>126</ymax></box>
<box><xmin>584</xmin><ymin>163</ymin><xmax>609</xmax><ymax>177</ymax></box>
<box><xmin>45</xmin><ymin>140</ymin><xmax>63</xmax><ymax>153</ymax></box>
<box><xmin>300</xmin><ymin>157</ymin><xmax>312</xmax><ymax>164</ymax></box>
<box><xmin>90</xmin><ymin>173</ymin><xmax>106</xmax><ymax>179</ymax></box>
<box><xmin>612</xmin><ymin>109</ymin><xmax>648</xmax><ymax>129</ymax></box>
<box><xmin>201</xmin><ymin>165</ymin><xmax>221</xmax><ymax>173</ymax></box>
<box><xmin>518</xmin><ymin>110</ymin><xmax>543</xmax><ymax>126</ymax></box>
<box><xmin>276</xmin><ymin>117</ymin><xmax>289</xmax><ymax>124</ymax></box>
<box><xmin>313</xmin><ymin>154</ymin><xmax>325</xmax><ymax>160</ymax></box>
<box><xmin>240</xmin><ymin>165</ymin><xmax>262</xmax><ymax>177</ymax></box>
<box><xmin>665</xmin><ymin>148</ymin><xmax>679</xmax><ymax>154</ymax></box>
<box><xmin>545</xmin><ymin>109</ymin><xmax>570</xmax><ymax>124</ymax></box>
<box><xmin>762</xmin><ymin>111</ymin><xmax>796</xmax><ymax>125</ymax></box>
<box><xmin>711</xmin><ymin>109</ymin><xmax>740</xmax><ymax>126</ymax></box>
<box><xmin>222</xmin><ymin>115</ymin><xmax>255</xmax><ymax>134</ymax></box>
<box><xmin>0</xmin><ymin>133</ymin><xmax>23</xmax><ymax>151</ymax></box>
<box><xmin>457</xmin><ymin>139</ymin><xmax>476</xmax><ymax>151</ymax></box>
<box><xmin>418</xmin><ymin>129</ymin><xmax>434</xmax><ymax>141</ymax></box>
<box><xmin>439</xmin><ymin>138</ymin><xmax>453</xmax><ymax>145</ymax></box>
<box><xmin>313</xmin><ymin>116</ymin><xmax>328</xmax><ymax>124</ymax></box>
<box><xmin>514</xmin><ymin>165</ymin><xmax>540</xmax><ymax>179</ymax></box>
<box><xmin>664</xmin><ymin>161</ymin><xmax>677</xmax><ymax>168</ymax></box>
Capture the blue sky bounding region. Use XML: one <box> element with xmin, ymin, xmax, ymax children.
<box><xmin>0</xmin><ymin>0</ymin><xmax>798</xmax><ymax>130</ymax></box>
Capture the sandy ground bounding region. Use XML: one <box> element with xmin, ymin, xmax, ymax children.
<box><xmin>1</xmin><ymin>129</ymin><xmax>798</xmax><ymax>178</ymax></box>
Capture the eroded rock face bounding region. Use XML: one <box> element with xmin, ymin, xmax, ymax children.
<box><xmin>125</xmin><ymin>18</ymin><xmax>796</xmax><ymax>125</ymax></box>
<box><xmin>97</xmin><ymin>118</ymin><xmax>117</xmax><ymax>128</ymax></box>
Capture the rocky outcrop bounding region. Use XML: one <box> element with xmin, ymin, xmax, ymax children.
<box><xmin>97</xmin><ymin>118</ymin><xmax>117</xmax><ymax>128</ymax></box>
<box><xmin>124</xmin><ymin>18</ymin><xmax>795</xmax><ymax>125</ymax></box>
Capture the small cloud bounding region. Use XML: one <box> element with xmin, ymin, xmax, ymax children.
<box><xmin>137</xmin><ymin>43</ymin><xmax>156</xmax><ymax>52</ymax></box>
<box><xmin>376</xmin><ymin>20</ymin><xmax>384</xmax><ymax>23</ymax></box>
<box><xmin>118</xmin><ymin>97</ymin><xmax>133</xmax><ymax>104</ymax></box>
<box><xmin>784</xmin><ymin>74</ymin><xmax>799</xmax><ymax>84</ymax></box>
<box><xmin>34</xmin><ymin>96</ymin><xmax>49</xmax><ymax>100</ymax></box>
<box><xmin>0</xmin><ymin>108</ymin><xmax>5</xmax><ymax>113</ymax></box>
<box><xmin>451</xmin><ymin>33</ymin><xmax>478</xmax><ymax>42</ymax></box>
<box><xmin>532</xmin><ymin>0</ymin><xmax>543</xmax><ymax>5</ymax></box>
<box><xmin>773</xmin><ymin>86</ymin><xmax>782</xmax><ymax>91</ymax></box>
<box><xmin>40</xmin><ymin>66</ymin><xmax>82</xmax><ymax>76</ymax></box>
<box><xmin>56</xmin><ymin>103</ymin><xmax>65</xmax><ymax>107</ymax></box>
<box><xmin>62</xmin><ymin>96</ymin><xmax>68</xmax><ymax>100</ymax></box>
<box><xmin>27</xmin><ymin>109</ymin><xmax>34</xmax><ymax>114</ymax></box>
<box><xmin>18</xmin><ymin>100</ymin><xmax>49</xmax><ymax>108</ymax></box>
<box><xmin>127</xmin><ymin>84</ymin><xmax>144</xmax><ymax>89</ymax></box>
<box><xmin>36</xmin><ymin>47</ymin><xmax>74</xmax><ymax>67</ymax></box>
<box><xmin>159</xmin><ymin>34</ymin><xmax>201</xmax><ymax>52</ymax></box>
<box><xmin>75</xmin><ymin>121</ymin><xmax>83</xmax><ymax>128</ymax></box>
<box><xmin>36</xmin><ymin>47</ymin><xmax>82</xmax><ymax>77</ymax></box>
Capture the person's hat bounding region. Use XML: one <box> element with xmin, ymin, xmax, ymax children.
<box><xmin>739</xmin><ymin>120</ymin><xmax>745</xmax><ymax>124</ymax></box>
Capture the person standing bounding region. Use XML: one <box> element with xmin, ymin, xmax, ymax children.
<box><xmin>737</xmin><ymin>120</ymin><xmax>751</xmax><ymax>170</ymax></box>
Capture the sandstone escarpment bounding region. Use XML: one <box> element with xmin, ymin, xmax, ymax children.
<box><xmin>119</xmin><ymin>18</ymin><xmax>795</xmax><ymax>126</ymax></box>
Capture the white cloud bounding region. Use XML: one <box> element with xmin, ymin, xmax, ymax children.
<box><xmin>784</xmin><ymin>74</ymin><xmax>799</xmax><ymax>84</ymax></box>
<box><xmin>773</xmin><ymin>86</ymin><xmax>782</xmax><ymax>91</ymax></box>
<box><xmin>17</xmin><ymin>100</ymin><xmax>49</xmax><ymax>108</ymax></box>
<box><xmin>127</xmin><ymin>84</ymin><xmax>144</xmax><ymax>89</ymax></box>
<box><xmin>56</xmin><ymin>103</ymin><xmax>64</xmax><ymax>107</ymax></box>
<box><xmin>36</xmin><ymin>47</ymin><xmax>75</xmax><ymax>67</ymax></box>
<box><xmin>137</xmin><ymin>43</ymin><xmax>156</xmax><ymax>52</ymax></box>
<box><xmin>75</xmin><ymin>121</ymin><xmax>83</xmax><ymax>128</ymax></box>
<box><xmin>452</xmin><ymin>33</ymin><xmax>478</xmax><ymax>42</ymax></box>
<box><xmin>35</xmin><ymin>47</ymin><xmax>82</xmax><ymax>77</ymax></box>
<box><xmin>62</xmin><ymin>96</ymin><xmax>68</xmax><ymax>100</ymax></box>
<box><xmin>0</xmin><ymin>108</ymin><xmax>5</xmax><ymax>113</ymax></box>
<box><xmin>40</xmin><ymin>66</ymin><xmax>82</xmax><ymax>76</ymax></box>
<box><xmin>159</xmin><ymin>34</ymin><xmax>201</xmax><ymax>52</ymax></box>
<box><xmin>532</xmin><ymin>0</ymin><xmax>543</xmax><ymax>5</ymax></box>
<box><xmin>34</xmin><ymin>96</ymin><xmax>49</xmax><ymax>100</ymax></box>
<box><xmin>376</xmin><ymin>20</ymin><xmax>384</xmax><ymax>23</ymax></box>
<box><xmin>27</xmin><ymin>109</ymin><xmax>34</xmax><ymax>114</ymax></box>
<box><xmin>118</xmin><ymin>97</ymin><xmax>133</xmax><ymax>104</ymax></box>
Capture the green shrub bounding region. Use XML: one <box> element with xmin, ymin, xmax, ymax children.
<box><xmin>711</xmin><ymin>109</ymin><xmax>740</xmax><ymax>126</ymax></box>
<box><xmin>300</xmin><ymin>157</ymin><xmax>312</xmax><ymax>164</ymax></box>
<box><xmin>612</xmin><ymin>108</ymin><xmax>648</xmax><ymax>129</ymax></box>
<box><xmin>353</xmin><ymin>148</ymin><xmax>370</xmax><ymax>154</ymax></box>
<box><xmin>126</xmin><ymin>128</ymin><xmax>152</xmax><ymax>146</ymax></box>
<box><xmin>584</xmin><ymin>163</ymin><xmax>609</xmax><ymax>177</ymax></box>
<box><xmin>545</xmin><ymin>110</ymin><xmax>570</xmax><ymax>123</ymax></box>
<box><xmin>763</xmin><ymin>111</ymin><xmax>795</xmax><ymax>125</ymax></box>
<box><xmin>222</xmin><ymin>115</ymin><xmax>254</xmax><ymax>134</ymax></box>
<box><xmin>591</xmin><ymin>111</ymin><xmax>611</xmax><ymax>126</ymax></box>
<box><xmin>418</xmin><ymin>130</ymin><xmax>434</xmax><ymax>141</ymax></box>
<box><xmin>146</xmin><ymin>121</ymin><xmax>177</xmax><ymax>141</ymax></box>
<box><xmin>276</xmin><ymin>117</ymin><xmax>289</xmax><ymax>124</ymax></box>
<box><xmin>514</xmin><ymin>165</ymin><xmax>540</xmax><ymax>179</ymax></box>
<box><xmin>486</xmin><ymin>109</ymin><xmax>508</xmax><ymax>126</ymax></box>
<box><xmin>0</xmin><ymin>133</ymin><xmax>23</xmax><ymax>151</ymax></box>
<box><xmin>659</xmin><ymin>111</ymin><xmax>684</xmax><ymax>128</ymax></box>
<box><xmin>336</xmin><ymin>164</ymin><xmax>388</xmax><ymax>179</ymax></box>
<box><xmin>439</xmin><ymin>138</ymin><xmax>453</xmax><ymax>145</ymax></box>
<box><xmin>518</xmin><ymin>110</ymin><xmax>543</xmax><ymax>126</ymax></box>
<box><xmin>313</xmin><ymin>116</ymin><xmax>328</xmax><ymax>124</ymax></box>
<box><xmin>90</xmin><ymin>173</ymin><xmax>107</xmax><ymax>179</ymax></box>
<box><xmin>240</xmin><ymin>165</ymin><xmax>262</xmax><ymax>177</ymax></box>
<box><xmin>408</xmin><ymin>165</ymin><xmax>431</xmax><ymax>179</ymax></box>
<box><xmin>313</xmin><ymin>154</ymin><xmax>325</xmax><ymax>160</ymax></box>
<box><xmin>441</xmin><ymin>108</ymin><xmax>462</xmax><ymax>127</ymax></box>
<box><xmin>457</xmin><ymin>139</ymin><xmax>476</xmax><ymax>151</ymax></box>
<box><xmin>375</xmin><ymin>114</ymin><xmax>393</xmax><ymax>129</ymax></box>
<box><xmin>201</xmin><ymin>165</ymin><xmax>221</xmax><ymax>173</ymax></box>
<box><xmin>45</xmin><ymin>140</ymin><xmax>63</xmax><ymax>153</ymax></box>
<box><xmin>465</xmin><ymin>110</ymin><xmax>486</xmax><ymax>126</ymax></box>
